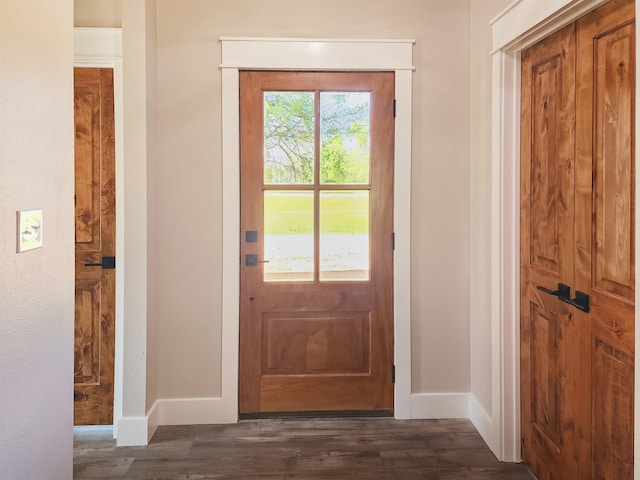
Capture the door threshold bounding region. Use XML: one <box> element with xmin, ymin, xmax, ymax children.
<box><xmin>239</xmin><ymin>410</ymin><xmax>394</xmax><ymax>420</ymax></box>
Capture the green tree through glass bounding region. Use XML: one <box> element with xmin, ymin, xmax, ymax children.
<box><xmin>320</xmin><ymin>92</ymin><xmax>370</xmax><ymax>184</ymax></box>
<box><xmin>264</xmin><ymin>92</ymin><xmax>314</xmax><ymax>184</ymax></box>
<box><xmin>263</xmin><ymin>91</ymin><xmax>370</xmax><ymax>185</ymax></box>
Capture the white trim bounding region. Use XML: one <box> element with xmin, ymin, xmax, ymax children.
<box><xmin>491</xmin><ymin>0</ymin><xmax>605</xmax><ymax>52</ymax></box>
<box><xmin>220</xmin><ymin>38</ymin><xmax>414</xmax><ymax>421</ymax></box>
<box><xmin>410</xmin><ymin>392</ymin><xmax>493</xmax><ymax>441</ymax></box>
<box><xmin>411</xmin><ymin>393</ymin><xmax>469</xmax><ymax>419</ymax></box>
<box><xmin>220</xmin><ymin>37</ymin><xmax>415</xmax><ymax>71</ymax></box>
<box><xmin>73</xmin><ymin>27</ymin><xmax>125</xmax><ymax>439</ymax></box>
<box><xmin>147</xmin><ymin>397</ymin><xmax>229</xmax><ymax>425</ymax></box>
<box><xmin>220</xmin><ymin>37</ymin><xmax>414</xmax><ymax>43</ymax></box>
<box><xmin>489</xmin><ymin>0</ymin><xmax>633</xmax><ymax>465</ymax></box>
<box><xmin>469</xmin><ymin>394</ymin><xmax>493</xmax><ymax>445</ymax></box>
<box><xmin>74</xmin><ymin>28</ymin><xmax>123</xmax><ymax>64</ymax></box>
<box><xmin>115</xmin><ymin>415</ymin><xmax>151</xmax><ymax>447</ymax></box>
<box><xmin>393</xmin><ymin>69</ymin><xmax>413</xmax><ymax>419</ymax></box>
<box><xmin>220</xmin><ymin>67</ymin><xmax>241</xmax><ymax>424</ymax></box>
<box><xmin>147</xmin><ymin>400</ymin><xmax>160</xmax><ymax>438</ymax></box>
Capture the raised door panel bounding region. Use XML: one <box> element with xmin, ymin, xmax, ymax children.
<box><xmin>74</xmin><ymin>84</ymin><xmax>101</xmax><ymax>248</ymax></box>
<box><xmin>592</xmin><ymin>21</ymin><xmax>635</xmax><ymax>301</ymax></box>
<box><xmin>591</xmin><ymin>337</ymin><xmax>634</xmax><ymax>479</ymax></box>
<box><xmin>74</xmin><ymin>281</ymin><xmax>101</xmax><ymax>384</ymax></box>
<box><xmin>262</xmin><ymin>312</ymin><xmax>371</xmax><ymax>375</ymax></box>
<box><xmin>530</xmin><ymin>56</ymin><xmax>562</xmax><ymax>273</ymax></box>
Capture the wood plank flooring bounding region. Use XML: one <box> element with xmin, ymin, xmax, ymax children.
<box><xmin>73</xmin><ymin>418</ymin><xmax>535</xmax><ymax>479</ymax></box>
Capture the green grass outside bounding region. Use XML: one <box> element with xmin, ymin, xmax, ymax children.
<box><xmin>264</xmin><ymin>191</ymin><xmax>369</xmax><ymax>234</ymax></box>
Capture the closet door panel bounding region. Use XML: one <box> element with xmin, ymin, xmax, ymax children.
<box><xmin>575</xmin><ymin>0</ymin><xmax>635</xmax><ymax>478</ymax></box>
<box><xmin>520</xmin><ymin>23</ymin><xmax>577</xmax><ymax>480</ymax></box>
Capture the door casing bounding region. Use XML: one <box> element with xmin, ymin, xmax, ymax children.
<box><xmin>221</xmin><ymin>38</ymin><xmax>415</xmax><ymax>422</ymax></box>
<box><xmin>74</xmin><ymin>27</ymin><xmax>124</xmax><ymax>435</ymax></box>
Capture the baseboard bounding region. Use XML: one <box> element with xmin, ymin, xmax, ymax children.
<box><xmin>147</xmin><ymin>399</ymin><xmax>160</xmax><ymax>440</ymax></box>
<box><xmin>153</xmin><ymin>397</ymin><xmax>237</xmax><ymax>426</ymax></box>
<box><xmin>468</xmin><ymin>394</ymin><xmax>493</xmax><ymax>450</ymax></box>
<box><xmin>410</xmin><ymin>393</ymin><xmax>470</xmax><ymax>419</ymax></box>
<box><xmin>116</xmin><ymin>415</ymin><xmax>150</xmax><ymax>446</ymax></box>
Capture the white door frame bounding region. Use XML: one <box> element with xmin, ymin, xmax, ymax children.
<box><xmin>219</xmin><ymin>38</ymin><xmax>415</xmax><ymax>421</ymax></box>
<box><xmin>73</xmin><ymin>27</ymin><xmax>125</xmax><ymax>436</ymax></box>
<box><xmin>490</xmin><ymin>0</ymin><xmax>639</xmax><ymax>466</ymax></box>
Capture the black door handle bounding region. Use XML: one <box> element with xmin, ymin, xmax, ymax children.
<box><xmin>536</xmin><ymin>283</ymin><xmax>570</xmax><ymax>299</ymax></box>
<box><xmin>560</xmin><ymin>291</ymin><xmax>590</xmax><ymax>313</ymax></box>
<box><xmin>245</xmin><ymin>254</ymin><xmax>269</xmax><ymax>267</ymax></box>
<box><xmin>84</xmin><ymin>256</ymin><xmax>116</xmax><ymax>269</ymax></box>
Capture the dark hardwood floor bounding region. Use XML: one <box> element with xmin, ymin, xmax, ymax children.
<box><xmin>73</xmin><ymin>417</ymin><xmax>535</xmax><ymax>479</ymax></box>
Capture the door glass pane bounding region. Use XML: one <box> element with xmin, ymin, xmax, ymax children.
<box><xmin>320</xmin><ymin>190</ymin><xmax>369</xmax><ymax>281</ymax></box>
<box><xmin>264</xmin><ymin>92</ymin><xmax>314</xmax><ymax>185</ymax></box>
<box><xmin>264</xmin><ymin>190</ymin><xmax>314</xmax><ymax>282</ymax></box>
<box><xmin>320</xmin><ymin>92</ymin><xmax>370</xmax><ymax>185</ymax></box>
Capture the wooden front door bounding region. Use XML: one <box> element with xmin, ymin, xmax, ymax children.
<box><xmin>239</xmin><ymin>71</ymin><xmax>395</xmax><ymax>414</ymax></box>
<box><xmin>520</xmin><ymin>0</ymin><xmax>635</xmax><ymax>478</ymax></box>
<box><xmin>73</xmin><ymin>68</ymin><xmax>116</xmax><ymax>425</ymax></box>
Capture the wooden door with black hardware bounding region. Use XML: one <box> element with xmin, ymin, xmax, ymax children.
<box><xmin>73</xmin><ymin>67</ymin><xmax>116</xmax><ymax>425</ymax></box>
<box><xmin>520</xmin><ymin>22</ymin><xmax>578</xmax><ymax>479</ymax></box>
<box><xmin>239</xmin><ymin>71</ymin><xmax>394</xmax><ymax>414</ymax></box>
<box><xmin>521</xmin><ymin>0</ymin><xmax>635</xmax><ymax>478</ymax></box>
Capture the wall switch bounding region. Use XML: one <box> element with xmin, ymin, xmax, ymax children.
<box><xmin>17</xmin><ymin>209</ymin><xmax>43</xmax><ymax>252</ymax></box>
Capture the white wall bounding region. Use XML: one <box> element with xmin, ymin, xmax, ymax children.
<box><xmin>75</xmin><ymin>0</ymin><xmax>121</xmax><ymax>28</ymax></box>
<box><xmin>469</xmin><ymin>0</ymin><xmax>513</xmax><ymax>423</ymax></box>
<box><xmin>116</xmin><ymin>0</ymin><xmax>159</xmax><ymax>446</ymax></box>
<box><xmin>0</xmin><ymin>1</ymin><xmax>74</xmax><ymax>478</ymax></box>
<box><xmin>145</xmin><ymin>0</ymin><xmax>159</xmax><ymax>416</ymax></box>
<box><xmin>152</xmin><ymin>0</ymin><xmax>473</xmax><ymax>403</ymax></box>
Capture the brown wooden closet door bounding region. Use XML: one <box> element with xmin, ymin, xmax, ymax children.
<box><xmin>521</xmin><ymin>0</ymin><xmax>635</xmax><ymax>478</ymax></box>
<box><xmin>575</xmin><ymin>0</ymin><xmax>635</xmax><ymax>477</ymax></box>
<box><xmin>73</xmin><ymin>68</ymin><xmax>116</xmax><ymax>425</ymax></box>
<box><xmin>520</xmin><ymin>23</ymin><xmax>577</xmax><ymax>480</ymax></box>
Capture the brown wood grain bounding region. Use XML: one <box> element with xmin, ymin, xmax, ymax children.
<box><xmin>520</xmin><ymin>22</ymin><xmax>577</xmax><ymax>480</ymax></box>
<box><xmin>575</xmin><ymin>0</ymin><xmax>635</xmax><ymax>477</ymax></box>
<box><xmin>74</xmin><ymin>67</ymin><xmax>116</xmax><ymax>426</ymax></box>
<box><xmin>521</xmin><ymin>1</ymin><xmax>635</xmax><ymax>478</ymax></box>
<box><xmin>239</xmin><ymin>71</ymin><xmax>394</xmax><ymax>414</ymax></box>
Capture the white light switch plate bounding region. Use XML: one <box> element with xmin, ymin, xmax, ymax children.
<box><xmin>17</xmin><ymin>209</ymin><xmax>43</xmax><ymax>252</ymax></box>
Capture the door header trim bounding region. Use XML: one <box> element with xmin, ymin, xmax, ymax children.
<box><xmin>220</xmin><ymin>37</ymin><xmax>415</xmax><ymax>71</ymax></box>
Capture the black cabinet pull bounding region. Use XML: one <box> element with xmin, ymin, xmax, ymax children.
<box><xmin>560</xmin><ymin>291</ymin><xmax>590</xmax><ymax>313</ymax></box>
<box><xmin>536</xmin><ymin>283</ymin><xmax>570</xmax><ymax>299</ymax></box>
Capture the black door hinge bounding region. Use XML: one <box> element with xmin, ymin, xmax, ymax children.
<box><xmin>393</xmin><ymin>99</ymin><xmax>397</xmax><ymax>118</ymax></box>
<box><xmin>392</xmin><ymin>232</ymin><xmax>395</xmax><ymax>250</ymax></box>
<box><xmin>392</xmin><ymin>365</ymin><xmax>396</xmax><ymax>384</ymax></box>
